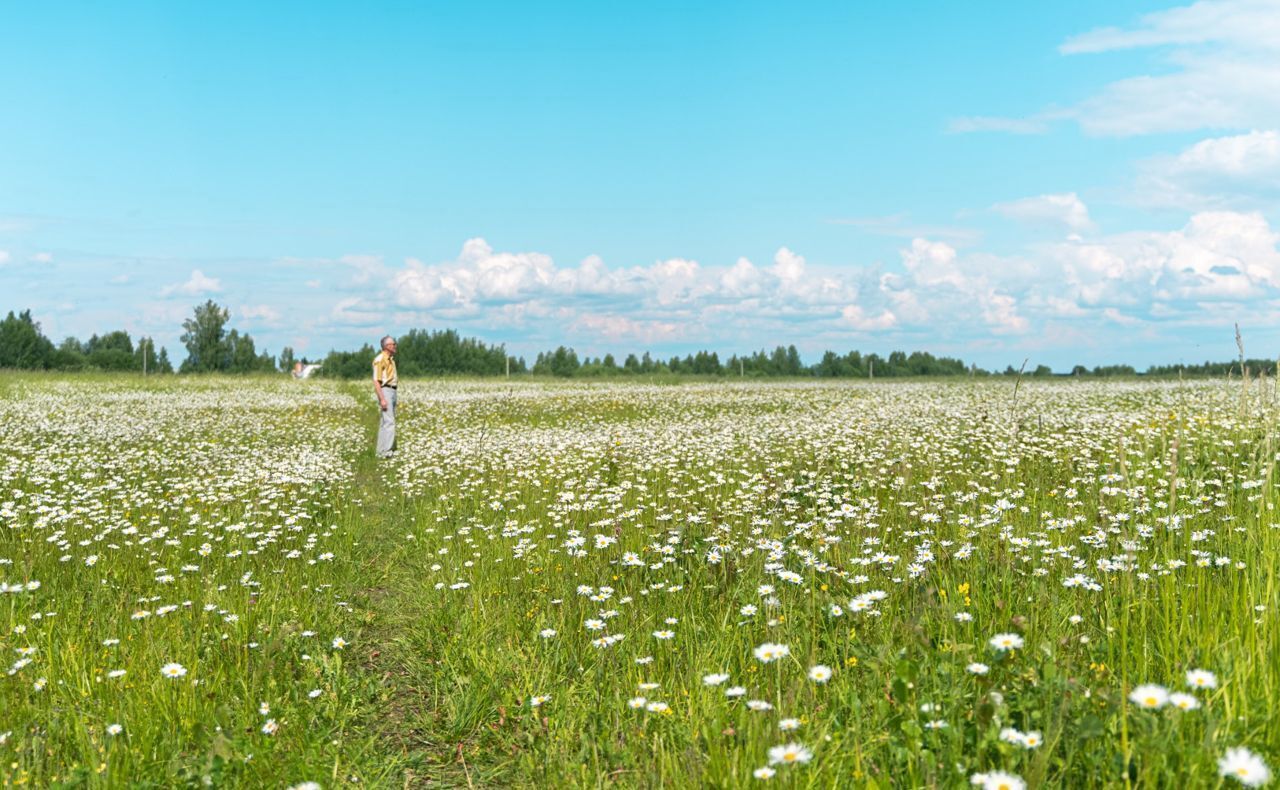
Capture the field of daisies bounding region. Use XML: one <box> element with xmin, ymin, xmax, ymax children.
<box><xmin>1</xmin><ymin>374</ymin><xmax>1276</xmax><ymax>788</ymax></box>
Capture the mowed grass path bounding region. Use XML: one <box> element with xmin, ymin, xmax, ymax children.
<box><xmin>1</xmin><ymin>375</ymin><xmax>1277</xmax><ymax>788</ymax></box>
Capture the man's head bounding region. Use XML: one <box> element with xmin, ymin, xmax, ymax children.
<box><xmin>381</xmin><ymin>335</ymin><xmax>397</xmax><ymax>354</ymax></box>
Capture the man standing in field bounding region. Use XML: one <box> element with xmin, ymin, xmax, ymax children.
<box><xmin>372</xmin><ymin>335</ymin><xmax>398</xmax><ymax>458</ymax></box>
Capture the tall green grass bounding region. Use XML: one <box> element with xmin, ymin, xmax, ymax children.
<box><xmin>0</xmin><ymin>374</ymin><xmax>1275</xmax><ymax>787</ymax></box>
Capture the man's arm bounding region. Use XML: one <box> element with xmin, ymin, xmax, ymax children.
<box><xmin>373</xmin><ymin>363</ymin><xmax>388</xmax><ymax>411</ymax></box>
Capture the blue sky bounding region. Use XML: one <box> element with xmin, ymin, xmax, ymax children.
<box><xmin>3</xmin><ymin>0</ymin><xmax>1279</xmax><ymax>369</ymax></box>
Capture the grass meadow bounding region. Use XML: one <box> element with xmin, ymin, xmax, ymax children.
<box><xmin>0</xmin><ymin>373</ymin><xmax>1276</xmax><ymax>788</ymax></box>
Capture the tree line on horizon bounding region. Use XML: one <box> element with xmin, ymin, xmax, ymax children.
<box><xmin>1</xmin><ymin>302</ymin><xmax>1275</xmax><ymax>379</ymax></box>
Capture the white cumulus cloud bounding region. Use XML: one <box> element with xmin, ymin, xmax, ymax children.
<box><xmin>160</xmin><ymin>269</ymin><xmax>222</xmax><ymax>297</ymax></box>
<box><xmin>91</xmin><ymin>208</ymin><xmax>1276</xmax><ymax>359</ymax></box>
<box><xmin>901</xmin><ymin>238</ymin><xmax>967</xmax><ymax>288</ymax></box>
<box><xmin>1138</xmin><ymin>130</ymin><xmax>1280</xmax><ymax>207</ymax></box>
<box><xmin>824</xmin><ymin>238</ymin><xmax>1032</xmax><ymax>337</ymax></box>
<box><xmin>994</xmin><ymin>193</ymin><xmax>1094</xmax><ymax>232</ymax></box>
<box><xmin>1059</xmin><ymin>0</ymin><xmax>1280</xmax><ymax>54</ymax></box>
<box><xmin>955</xmin><ymin>0</ymin><xmax>1280</xmax><ymax>137</ymax></box>
<box><xmin>1168</xmin><ymin>129</ymin><xmax>1280</xmax><ymax>177</ymax></box>
<box><xmin>339</xmin><ymin>254</ymin><xmax>387</xmax><ymax>285</ymax></box>
<box><xmin>571</xmin><ymin>313</ymin><xmax>684</xmax><ymax>343</ymax></box>
<box><xmin>981</xmin><ymin>291</ymin><xmax>1031</xmax><ymax>334</ymax></box>
<box><xmin>840</xmin><ymin>305</ymin><xmax>898</xmax><ymax>331</ymax></box>
<box><xmin>645</xmin><ymin>258</ymin><xmax>701</xmax><ymax>305</ymax></box>
<box><xmin>331</xmin><ymin>214</ymin><xmax>1280</xmax><ymax>354</ymax></box>
<box><xmin>772</xmin><ymin>247</ymin><xmax>806</xmax><ymax>284</ymax></box>
<box><xmin>719</xmin><ymin>256</ymin><xmax>765</xmax><ymax>297</ymax></box>
<box><xmin>238</xmin><ymin>304</ymin><xmax>281</xmax><ymax>323</ymax></box>
<box><xmin>1049</xmin><ymin>210</ymin><xmax>1280</xmax><ymax>308</ymax></box>
<box><xmin>378</xmin><ymin>239</ymin><xmax>860</xmax><ymax>345</ymax></box>
<box><xmin>330</xmin><ymin>297</ymin><xmax>383</xmax><ymax>328</ymax></box>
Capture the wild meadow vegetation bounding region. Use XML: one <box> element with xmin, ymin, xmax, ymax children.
<box><xmin>0</xmin><ymin>373</ymin><xmax>1276</xmax><ymax>787</ymax></box>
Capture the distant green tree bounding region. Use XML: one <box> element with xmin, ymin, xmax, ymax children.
<box><xmin>690</xmin><ymin>350</ymin><xmax>722</xmax><ymax>375</ymax></box>
<box><xmin>134</xmin><ymin>337</ymin><xmax>163</xmax><ymax>373</ymax></box>
<box><xmin>226</xmin><ymin>329</ymin><xmax>264</xmax><ymax>373</ymax></box>
<box><xmin>529</xmin><ymin>347</ymin><xmax>581</xmax><ymax>377</ymax></box>
<box><xmin>155</xmin><ymin>346</ymin><xmax>174</xmax><ymax>373</ymax></box>
<box><xmin>316</xmin><ymin>344</ymin><xmax>377</xmax><ymax>378</ymax></box>
<box><xmin>844</xmin><ymin>350</ymin><xmax>865</xmax><ymax>376</ymax></box>
<box><xmin>85</xmin><ymin>330</ymin><xmax>133</xmax><ymax>355</ymax></box>
<box><xmin>394</xmin><ymin>328</ymin><xmax>512</xmax><ymax>376</ymax></box>
<box><xmin>815</xmin><ymin>350</ymin><xmax>843</xmax><ymax>377</ymax></box>
<box><xmin>549</xmin><ymin>347</ymin><xmax>580</xmax><ymax>377</ymax></box>
<box><xmin>785</xmin><ymin>345</ymin><xmax>802</xmax><ymax>376</ymax></box>
<box><xmin>769</xmin><ymin>346</ymin><xmax>788</xmax><ymax>374</ymax></box>
<box><xmin>180</xmin><ymin>301</ymin><xmax>230</xmax><ymax>373</ymax></box>
<box><xmin>887</xmin><ymin>351</ymin><xmax>908</xmax><ymax>376</ymax></box>
<box><xmin>0</xmin><ymin>310</ymin><xmax>55</xmax><ymax>369</ymax></box>
<box><xmin>1144</xmin><ymin>359</ymin><xmax>1276</xmax><ymax>377</ymax></box>
<box><xmin>177</xmin><ymin>301</ymin><xmax>272</xmax><ymax>373</ymax></box>
<box><xmin>53</xmin><ymin>336</ymin><xmax>87</xmax><ymax>369</ymax></box>
<box><xmin>1092</xmin><ymin>364</ymin><xmax>1136</xmax><ymax>377</ymax></box>
<box><xmin>85</xmin><ymin>330</ymin><xmax>135</xmax><ymax>371</ymax></box>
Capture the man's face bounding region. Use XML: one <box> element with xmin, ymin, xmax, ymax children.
<box><xmin>384</xmin><ymin>340</ymin><xmax>397</xmax><ymax>356</ymax></box>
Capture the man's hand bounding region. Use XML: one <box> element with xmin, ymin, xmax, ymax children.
<box><xmin>379</xmin><ymin>397</ymin><xmax>388</xmax><ymax>411</ymax></box>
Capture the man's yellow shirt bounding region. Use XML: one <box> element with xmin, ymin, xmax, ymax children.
<box><xmin>372</xmin><ymin>351</ymin><xmax>398</xmax><ymax>387</ymax></box>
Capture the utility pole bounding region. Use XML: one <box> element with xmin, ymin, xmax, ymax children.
<box><xmin>739</xmin><ymin>358</ymin><xmax>744</xmax><ymax>377</ymax></box>
<box><xmin>869</xmin><ymin>359</ymin><xmax>874</xmax><ymax>380</ymax></box>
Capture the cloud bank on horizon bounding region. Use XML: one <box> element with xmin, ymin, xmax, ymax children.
<box><xmin>2</xmin><ymin>0</ymin><xmax>1279</xmax><ymax>369</ymax></box>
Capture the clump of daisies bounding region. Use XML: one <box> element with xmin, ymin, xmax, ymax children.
<box><xmin>988</xmin><ymin>633</ymin><xmax>1024</xmax><ymax>652</ymax></box>
<box><xmin>1169</xmin><ymin>692</ymin><xmax>1199</xmax><ymax>711</ymax></box>
<box><xmin>971</xmin><ymin>771</ymin><xmax>1025</xmax><ymax>790</ymax></box>
<box><xmin>1219</xmin><ymin>747</ymin><xmax>1271</xmax><ymax>787</ymax></box>
<box><xmin>1130</xmin><ymin>675</ymin><xmax>1209</xmax><ymax>712</ymax></box>
<box><xmin>999</xmin><ymin>727</ymin><xmax>1042</xmax><ymax>749</ymax></box>
<box><xmin>1128</xmin><ymin>684</ymin><xmax>1170</xmax><ymax>710</ymax></box>
<box><xmin>753</xmin><ymin>643</ymin><xmax>790</xmax><ymax>663</ymax></box>
<box><xmin>767</xmin><ymin>742</ymin><xmax>813</xmax><ymax>766</ymax></box>
<box><xmin>848</xmin><ymin>590</ymin><xmax>887</xmax><ymax>614</ymax></box>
